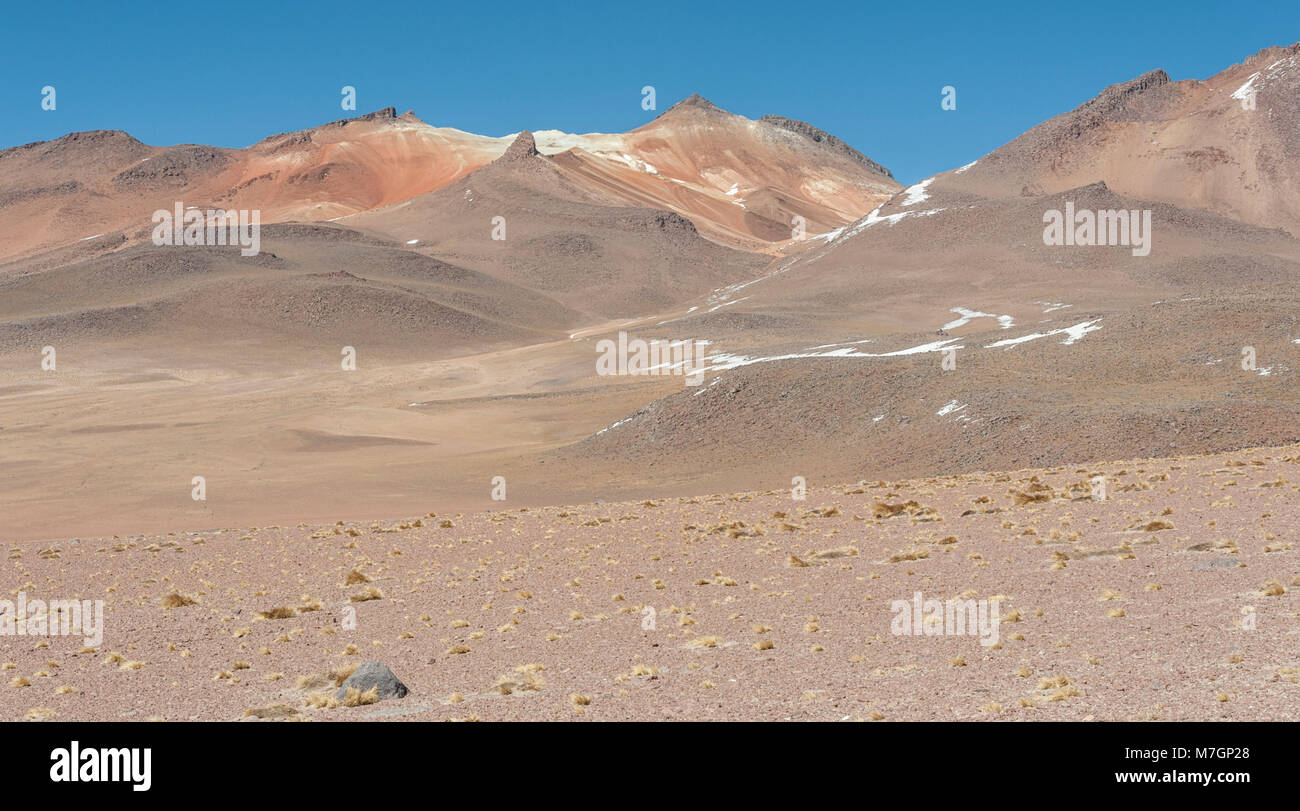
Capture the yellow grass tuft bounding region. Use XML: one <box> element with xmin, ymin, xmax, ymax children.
<box><xmin>886</xmin><ymin>547</ymin><xmax>930</xmax><ymax>563</ymax></box>
<box><xmin>873</xmin><ymin>501</ymin><xmax>917</xmax><ymax>518</ymax></box>
<box><xmin>304</xmin><ymin>692</ymin><xmax>340</xmax><ymax>709</ymax></box>
<box><xmin>685</xmin><ymin>636</ymin><xmax>724</xmax><ymax>648</ymax></box>
<box><xmin>342</xmin><ymin>686</ymin><xmax>380</xmax><ymax>707</ymax></box>
<box><xmin>493</xmin><ymin>666</ymin><xmax>546</xmax><ymax>695</ymax></box>
<box><xmin>161</xmin><ymin>592</ymin><xmax>198</xmax><ymax>609</ymax></box>
<box><xmin>243</xmin><ymin>703</ymin><xmax>299</xmax><ymax>719</ymax></box>
<box><xmin>327</xmin><ymin>664</ymin><xmax>358</xmax><ymax>686</ymax></box>
<box><xmin>295</xmin><ymin>673</ymin><xmax>330</xmax><ymax>690</ymax></box>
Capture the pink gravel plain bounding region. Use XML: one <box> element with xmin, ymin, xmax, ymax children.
<box><xmin>2</xmin><ymin>443</ymin><xmax>1297</xmax><ymax>722</ymax></box>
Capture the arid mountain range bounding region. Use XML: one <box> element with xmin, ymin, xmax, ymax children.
<box><xmin>0</xmin><ymin>44</ymin><xmax>1297</xmax><ymax>545</ymax></box>
<box><xmin>1</xmin><ymin>41</ymin><xmax>1297</xmax><ymax>727</ymax></box>
<box><xmin>0</xmin><ymin>93</ymin><xmax>899</xmax><ymax>264</ymax></box>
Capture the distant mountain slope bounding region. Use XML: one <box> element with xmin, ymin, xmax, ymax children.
<box><xmin>533</xmin><ymin>95</ymin><xmax>900</xmax><ymax>250</ymax></box>
<box><xmin>917</xmin><ymin>43</ymin><xmax>1300</xmax><ymax>235</ymax></box>
<box><xmin>0</xmin><ymin>99</ymin><xmax>897</xmax><ymax>262</ymax></box>
<box><xmin>346</xmin><ymin>132</ymin><xmax>767</xmax><ymax>320</ymax></box>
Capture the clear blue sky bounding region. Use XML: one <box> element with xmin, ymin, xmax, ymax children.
<box><xmin>2</xmin><ymin>0</ymin><xmax>1295</xmax><ymax>184</ymax></box>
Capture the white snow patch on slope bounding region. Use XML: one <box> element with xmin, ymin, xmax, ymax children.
<box><xmin>953</xmin><ymin>160</ymin><xmax>977</xmax><ymax>174</ymax></box>
<box><xmin>817</xmin><ymin>205</ymin><xmax>946</xmax><ymax>243</ymax></box>
<box><xmin>943</xmin><ymin>307</ymin><xmax>1015</xmax><ymax>331</ymax></box>
<box><xmin>605</xmin><ymin>152</ymin><xmax>658</xmax><ymax>174</ymax></box>
<box><xmin>984</xmin><ymin>319</ymin><xmax>1103</xmax><ymax>349</ymax></box>
<box><xmin>900</xmin><ymin>177</ymin><xmax>935</xmax><ymax>207</ymax></box>
<box><xmin>697</xmin><ymin>338</ymin><xmax>963</xmax><ymax>373</ymax></box>
<box><xmin>692</xmin><ymin>377</ymin><xmax>723</xmax><ymax>397</ymax></box>
<box><xmin>595</xmin><ymin>416</ymin><xmax>634</xmax><ymax>436</ymax></box>
<box><xmin>1232</xmin><ymin>72</ymin><xmax>1261</xmax><ymax>100</ymax></box>
<box><xmin>1059</xmin><ymin>320</ymin><xmax>1103</xmax><ymax>344</ymax></box>
<box><xmin>806</xmin><ymin>338</ymin><xmax>873</xmax><ymax>350</ymax></box>
<box><xmin>707</xmin><ymin>296</ymin><xmax>750</xmax><ymax>313</ymax></box>
<box><xmin>936</xmin><ymin>400</ymin><xmax>967</xmax><ymax>417</ymax></box>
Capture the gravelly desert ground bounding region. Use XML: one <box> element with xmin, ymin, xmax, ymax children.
<box><xmin>3</xmin><ymin>45</ymin><xmax>1300</xmax><ymax>725</ymax></box>
<box><xmin>2</xmin><ymin>443</ymin><xmax>1295</xmax><ymax>722</ymax></box>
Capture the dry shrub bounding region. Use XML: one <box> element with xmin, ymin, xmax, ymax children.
<box><xmin>342</xmin><ymin>686</ymin><xmax>380</xmax><ymax>707</ymax></box>
<box><xmin>327</xmin><ymin>664</ymin><xmax>358</xmax><ymax>686</ymax></box>
<box><xmin>161</xmin><ymin>592</ymin><xmax>197</xmax><ymax>609</ymax></box>
<box><xmin>243</xmin><ymin>703</ymin><xmax>299</xmax><ymax>719</ymax></box>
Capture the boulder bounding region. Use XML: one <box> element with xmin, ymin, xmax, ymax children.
<box><xmin>336</xmin><ymin>661</ymin><xmax>409</xmax><ymax>700</ymax></box>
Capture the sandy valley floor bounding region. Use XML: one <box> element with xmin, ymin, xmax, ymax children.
<box><xmin>2</xmin><ymin>443</ymin><xmax>1295</xmax><ymax>721</ymax></box>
